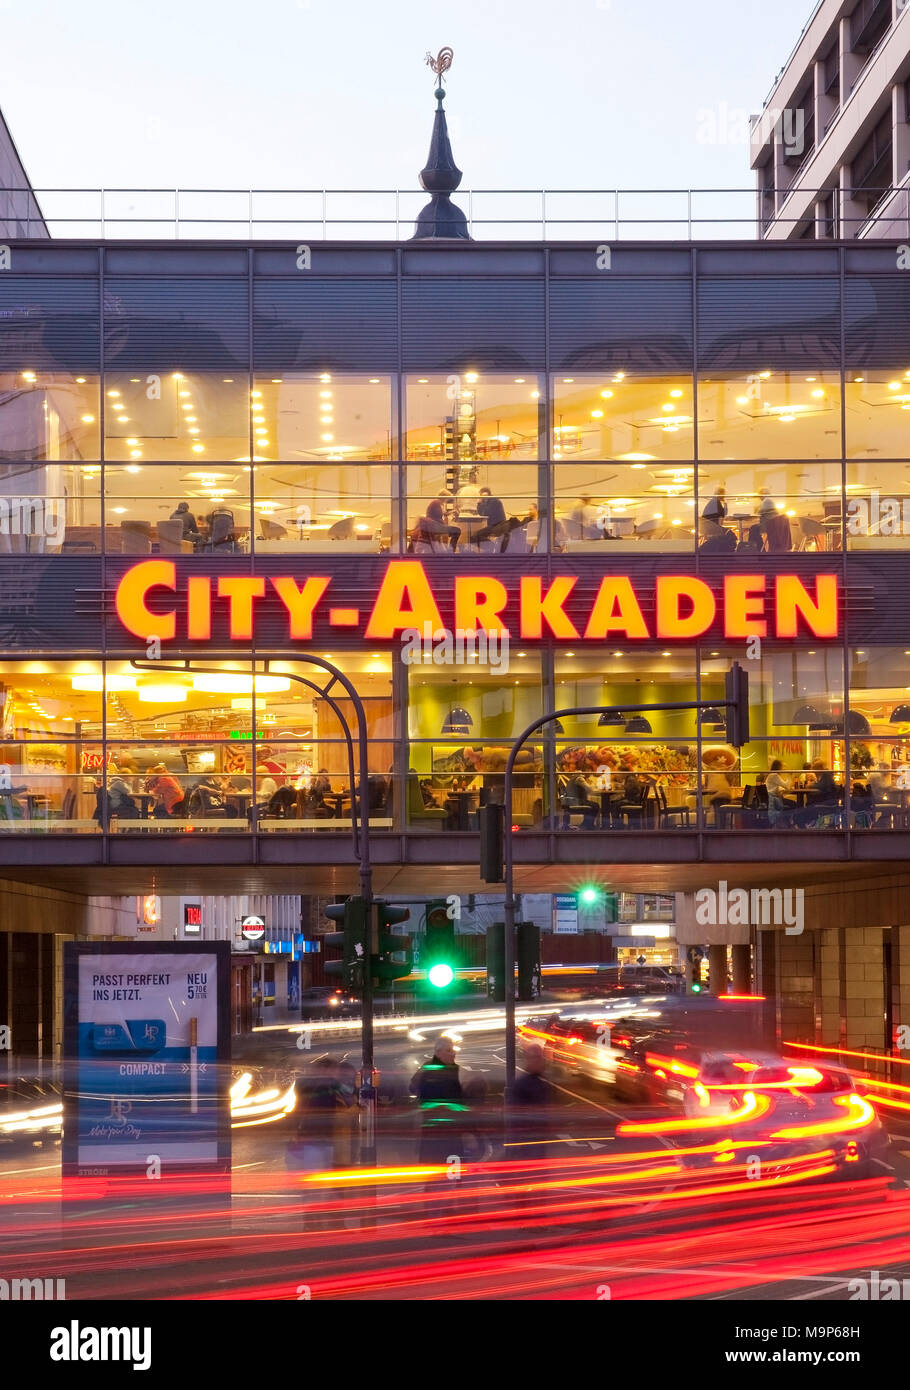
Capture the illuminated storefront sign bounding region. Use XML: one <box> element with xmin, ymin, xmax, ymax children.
<box><xmin>114</xmin><ymin>559</ymin><xmax>840</xmax><ymax>644</ymax></box>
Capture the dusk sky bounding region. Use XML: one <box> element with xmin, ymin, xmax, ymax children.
<box><xmin>0</xmin><ymin>0</ymin><xmax>817</xmax><ymax>198</ymax></box>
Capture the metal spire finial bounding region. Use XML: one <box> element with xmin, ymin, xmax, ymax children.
<box><xmin>425</xmin><ymin>47</ymin><xmax>454</xmax><ymax>106</ymax></box>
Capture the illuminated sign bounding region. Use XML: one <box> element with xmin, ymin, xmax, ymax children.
<box><xmin>114</xmin><ymin>560</ymin><xmax>840</xmax><ymax>644</ymax></box>
<box><xmin>241</xmin><ymin>915</ymin><xmax>266</xmax><ymax>941</ymax></box>
<box><xmin>184</xmin><ymin>903</ymin><xmax>203</xmax><ymax>935</ymax></box>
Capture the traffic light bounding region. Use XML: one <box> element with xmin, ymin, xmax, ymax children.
<box><xmin>323</xmin><ymin>895</ymin><xmax>368</xmax><ymax>993</ymax></box>
<box><xmin>424</xmin><ymin>899</ymin><xmax>457</xmax><ymax>990</ymax></box>
<box><xmin>373</xmin><ymin>900</ymin><xmax>412</xmax><ymax>985</ymax></box>
<box><xmin>479</xmin><ymin>802</ymin><xmax>504</xmax><ymax>883</ymax></box>
<box><xmin>579</xmin><ymin>884</ymin><xmax>601</xmax><ymax>907</ymax></box>
<box><xmin>517</xmin><ymin>922</ymin><xmax>541</xmax><ymax>1001</ymax></box>
<box><xmin>724</xmin><ymin>662</ymin><xmax>750</xmax><ymax>748</ymax></box>
<box><xmin>486</xmin><ymin>921</ymin><xmax>506</xmax><ymax>1002</ymax></box>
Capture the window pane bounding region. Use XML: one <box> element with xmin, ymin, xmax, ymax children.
<box><xmin>697</xmin><ymin>460</ymin><xmax>843</xmax><ymax>554</ymax></box>
<box><xmin>253</xmin><ymin>463</ymin><xmax>391</xmax><ymax>553</ymax></box>
<box><xmin>845</xmin><ymin>370</ymin><xmax>910</xmax><ymax>457</ymax></box>
<box><xmin>104</xmin><ymin>463</ymin><xmax>251</xmax><ymax>553</ymax></box>
<box><xmin>697</xmin><ymin>372</ymin><xmax>842</xmax><ymax>459</ymax></box>
<box><xmin>0</xmin><ymin>660</ymin><xmax>104</xmax><ymax>738</ymax></box>
<box><xmin>0</xmin><ymin>743</ymin><xmax>100</xmax><ymax>832</ymax></box>
<box><xmin>251</xmin><ymin>373</ymin><xmax>392</xmax><ymax>462</ymax></box>
<box><xmin>406</xmin><ymin>464</ymin><xmax>539</xmax><ymax>555</ymax></box>
<box><xmin>0</xmin><ymin>371</ymin><xmax>100</xmax><ymax>461</ymax></box>
<box><xmin>845</xmin><ymin>462</ymin><xmax>910</xmax><ymax>549</ymax></box>
<box><xmin>553</xmin><ymin>462</ymin><xmax>695</xmax><ymax>550</ymax></box>
<box><xmin>0</xmin><ymin>462</ymin><xmax>101</xmax><ymax>553</ymax></box>
<box><xmin>552</xmin><ymin>372</ymin><xmax>694</xmax><ymax>461</ymax></box>
<box><xmin>405</xmin><ymin>374</ymin><xmax>542</xmax><ymax>461</ymax></box>
<box><xmin>103</xmin><ymin>371</ymin><xmax>248</xmax><ymax>462</ymax></box>
<box><xmin>848</xmin><ymin>647</ymin><xmax>910</xmax><ymax>829</ymax></box>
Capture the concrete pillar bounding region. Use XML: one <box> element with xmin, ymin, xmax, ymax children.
<box><xmin>892</xmin><ymin>82</ymin><xmax>910</xmax><ymax>190</ymax></box>
<box><xmin>817</xmin><ymin>927</ymin><xmax>841</xmax><ymax>1047</ymax></box>
<box><xmin>708</xmin><ymin>943</ymin><xmax>727</xmax><ymax>996</ymax></box>
<box><xmin>839</xmin><ymin>161</ymin><xmax>865</xmax><ymax>238</ymax></box>
<box><xmin>842</xmin><ymin>926</ymin><xmax>887</xmax><ymax>1068</ymax></box>
<box><xmin>814</xmin><ymin>57</ymin><xmax>836</xmax><ymax>146</ymax></box>
<box><xmin>777</xmin><ymin>934</ymin><xmax>815</xmax><ymax>1042</ymax></box>
<box><xmin>731</xmin><ymin>943</ymin><xmax>751</xmax><ymax>994</ymax></box>
<box><xmin>839</xmin><ymin>16</ymin><xmax>863</xmax><ymax>106</ymax></box>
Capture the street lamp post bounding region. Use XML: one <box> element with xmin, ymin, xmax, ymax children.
<box><xmin>131</xmin><ymin>655</ymin><xmax>380</xmax><ymax>1162</ymax></box>
<box><xmin>503</xmin><ymin>678</ymin><xmax>747</xmax><ymax>1094</ymax></box>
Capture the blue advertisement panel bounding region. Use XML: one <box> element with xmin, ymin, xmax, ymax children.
<box><xmin>63</xmin><ymin>942</ymin><xmax>231</xmax><ymax>1177</ymax></box>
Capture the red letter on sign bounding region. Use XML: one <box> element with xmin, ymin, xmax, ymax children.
<box><xmin>656</xmin><ymin>576</ymin><xmax>716</xmax><ymax>639</ymax></box>
<box><xmin>584</xmin><ymin>576</ymin><xmax>649</xmax><ymax>640</ymax></box>
<box><xmin>364</xmin><ymin>560</ymin><xmax>444</xmax><ymax>639</ymax></box>
<box><xmin>454</xmin><ymin>576</ymin><xmax>509</xmax><ymax>636</ymax></box>
<box><xmin>115</xmin><ymin>560</ymin><xmax>177</xmax><ymax>641</ymax></box>
<box><xmin>775</xmin><ymin>574</ymin><xmax>839</xmax><ymax>638</ymax></box>
<box><xmin>724</xmin><ymin>575</ymin><xmax>767</xmax><ymax>639</ymax></box>
<box><xmin>519</xmin><ymin>576</ymin><xmax>579</xmax><ymax>640</ymax></box>
<box><xmin>218</xmin><ymin>577</ymin><xmax>266</xmax><ymax>641</ymax></box>
<box><xmin>272</xmin><ymin>576</ymin><xmax>331</xmax><ymax>640</ymax></box>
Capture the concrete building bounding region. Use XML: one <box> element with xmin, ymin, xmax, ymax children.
<box><xmin>751</xmin><ymin>0</ymin><xmax>910</xmax><ymax>238</ymax></box>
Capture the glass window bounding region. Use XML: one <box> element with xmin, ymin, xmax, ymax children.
<box><xmin>0</xmin><ymin>661</ymin><xmax>104</xmax><ymax>738</ymax></box>
<box><xmin>104</xmin><ymin>463</ymin><xmax>251</xmax><ymax>554</ymax></box>
<box><xmin>253</xmin><ymin>463</ymin><xmax>392</xmax><ymax>553</ymax></box>
<box><xmin>0</xmin><ymin>461</ymin><xmax>101</xmax><ymax>554</ymax></box>
<box><xmin>847</xmin><ymin>647</ymin><xmax>910</xmax><ymax>829</ymax></box>
<box><xmin>697</xmin><ymin>372</ymin><xmax>842</xmax><ymax>459</ymax></box>
<box><xmin>0</xmin><ymin>743</ymin><xmax>100</xmax><ymax>832</ymax></box>
<box><xmin>553</xmin><ymin>462</ymin><xmax>695</xmax><ymax>550</ymax></box>
<box><xmin>0</xmin><ymin>371</ymin><xmax>100</xmax><ymax>461</ymax></box>
<box><xmin>552</xmin><ymin>373</ymin><xmax>695</xmax><ymax>461</ymax></box>
<box><xmin>103</xmin><ymin>371</ymin><xmax>248</xmax><ymax>462</ymax></box>
<box><xmin>697</xmin><ymin>461</ymin><xmax>844</xmax><ymax>555</ymax></box>
<box><xmin>407</xmin><ymin>653</ymin><xmax>544</xmax><ymax>827</ymax></box>
<box><xmin>845</xmin><ymin>370</ymin><xmax>910</xmax><ymax>457</ymax></box>
<box><xmin>405</xmin><ymin>374</ymin><xmax>542</xmax><ymax>462</ymax></box>
<box><xmin>406</xmin><ymin>464</ymin><xmax>538</xmax><ymax>555</ymax></box>
<box><xmin>700</xmin><ymin>646</ymin><xmax>846</xmax><ymax>831</ymax></box>
<box><xmin>845</xmin><ymin>462</ymin><xmax>910</xmax><ymax>549</ymax></box>
<box><xmin>251</xmin><ymin>373</ymin><xmax>392</xmax><ymax>462</ymax></box>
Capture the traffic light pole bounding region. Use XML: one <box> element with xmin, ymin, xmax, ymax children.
<box><xmin>131</xmin><ymin>654</ymin><xmax>379</xmax><ymax>1163</ymax></box>
<box><xmin>503</xmin><ymin>677</ymin><xmax>747</xmax><ymax>1095</ymax></box>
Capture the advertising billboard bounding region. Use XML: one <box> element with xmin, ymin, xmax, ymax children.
<box><xmin>63</xmin><ymin>942</ymin><xmax>231</xmax><ymax>1178</ymax></box>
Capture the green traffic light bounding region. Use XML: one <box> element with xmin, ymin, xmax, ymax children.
<box><xmin>691</xmin><ymin>981</ymin><xmax>702</xmax><ymax>993</ymax></box>
<box><xmin>428</xmin><ymin>962</ymin><xmax>455</xmax><ymax>988</ymax></box>
<box><xmin>580</xmin><ymin>886</ymin><xmax>599</xmax><ymax>905</ymax></box>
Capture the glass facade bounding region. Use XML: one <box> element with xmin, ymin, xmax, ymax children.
<box><xmin>0</xmin><ymin>240</ymin><xmax>908</xmax><ymax>849</ymax></box>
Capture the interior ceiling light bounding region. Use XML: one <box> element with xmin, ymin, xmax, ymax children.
<box><xmin>191</xmin><ymin>674</ymin><xmax>290</xmax><ymax>694</ymax></box>
<box><xmin>137</xmin><ymin>684</ymin><xmax>188</xmax><ymax>704</ymax></box>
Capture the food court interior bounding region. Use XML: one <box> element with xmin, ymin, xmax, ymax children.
<box><xmin>1</xmin><ymin>366</ymin><xmax>910</xmax><ymax>554</ymax></box>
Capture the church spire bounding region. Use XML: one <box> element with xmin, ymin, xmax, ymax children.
<box><xmin>412</xmin><ymin>48</ymin><xmax>471</xmax><ymax>240</ymax></box>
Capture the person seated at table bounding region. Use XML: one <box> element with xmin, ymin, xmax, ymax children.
<box><xmin>793</xmin><ymin>759</ymin><xmax>839</xmax><ymax>827</ymax></box>
<box><xmin>560</xmin><ymin>773</ymin><xmax>599</xmax><ymax>829</ymax></box>
<box><xmin>145</xmin><ymin>765</ymin><xmax>186</xmax><ymax>818</ymax></box>
<box><xmin>766</xmin><ymin>759</ymin><xmax>793</xmax><ymax>826</ymax></box>
<box><xmin>186</xmin><ymin>775</ymin><xmax>235</xmax><ymax>818</ymax></box>
<box><xmin>265</xmin><ymin>784</ymin><xmax>297</xmax><ymax>818</ymax></box>
<box><xmin>106</xmin><ymin>773</ymin><xmax>140</xmax><ymax>821</ymax></box>
<box><xmin>702</xmin><ymin>769</ymin><xmax>735</xmax><ymax>823</ymax></box>
<box><xmin>868</xmin><ymin>763</ymin><xmax>890</xmax><ymax>800</ymax></box>
<box><xmin>456</xmin><ymin>469</ymin><xmax>481</xmax><ymax>513</ymax></box>
<box><xmin>795</xmin><ymin>761</ymin><xmax>816</xmax><ymax>790</ymax></box>
<box><xmin>702</xmin><ymin>486</ymin><xmax>727</xmax><ymax>522</ymax></box>
<box><xmin>850</xmin><ymin>779</ymin><xmax>875</xmax><ymax>827</ymax></box>
<box><xmin>171</xmin><ymin>501</ymin><xmax>202</xmax><ymax>546</ymax></box>
<box><xmin>408</xmin><ymin>499</ymin><xmax>461</xmax><ymax>552</ymax></box>
<box><xmin>255</xmin><ymin>767</ymin><xmax>278</xmax><ymax>805</ymax></box>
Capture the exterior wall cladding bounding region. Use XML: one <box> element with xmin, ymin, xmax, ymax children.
<box><xmin>4</xmin><ymin>234</ymin><xmax>910</xmax><ymax>876</ymax></box>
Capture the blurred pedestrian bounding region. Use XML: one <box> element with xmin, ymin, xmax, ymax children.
<box><xmin>409</xmin><ymin>1034</ymin><xmax>465</xmax><ymax>1167</ymax></box>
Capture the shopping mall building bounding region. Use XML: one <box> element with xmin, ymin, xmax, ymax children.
<box><xmin>4</xmin><ymin>64</ymin><xmax>910</xmax><ymax>1063</ymax></box>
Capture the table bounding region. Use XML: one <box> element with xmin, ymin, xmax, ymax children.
<box><xmin>730</xmin><ymin>512</ymin><xmax>757</xmax><ymax>543</ymax></box>
<box><xmin>445</xmin><ymin>788</ymin><xmax>479</xmax><ymax>830</ymax></box>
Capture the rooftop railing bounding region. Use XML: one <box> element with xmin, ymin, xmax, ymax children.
<box><xmin>0</xmin><ymin>187</ymin><xmax>908</xmax><ymax>241</ymax></box>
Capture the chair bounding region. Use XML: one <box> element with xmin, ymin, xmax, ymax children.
<box><xmin>204</xmin><ymin>510</ymin><xmax>237</xmax><ymax>552</ymax></box>
<box><xmin>406</xmin><ymin>772</ymin><xmax>448</xmax><ymax>829</ymax></box>
<box><xmin>328</xmin><ymin>517</ymin><xmax>354</xmax><ymax>541</ymax></box>
<box><xmin>762</xmin><ymin>511</ymin><xmax>793</xmax><ymax>552</ymax></box>
<box><xmin>156</xmin><ymin>518</ymin><xmax>192</xmax><ymax>554</ymax></box>
<box><xmin>525</xmin><ymin>520</ymin><xmax>540</xmax><ymax>552</ymax></box>
<box><xmin>656</xmin><ymin>784</ymin><xmax>691</xmax><ymax>828</ymax></box>
<box><xmin>259</xmin><ymin>517</ymin><xmax>288</xmax><ymax>541</ymax></box>
<box><xmin>120</xmin><ymin>520</ymin><xmax>153</xmax><ymax>554</ymax></box>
